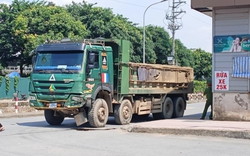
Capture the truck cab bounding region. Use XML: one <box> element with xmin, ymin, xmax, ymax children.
<box><xmin>29</xmin><ymin>39</ymin><xmax>120</xmax><ymax>127</ymax></box>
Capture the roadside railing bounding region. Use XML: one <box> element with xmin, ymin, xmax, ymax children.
<box><xmin>188</xmin><ymin>92</ymin><xmax>205</xmax><ymax>102</ymax></box>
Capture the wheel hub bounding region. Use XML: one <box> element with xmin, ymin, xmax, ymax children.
<box><xmin>165</xmin><ymin>104</ymin><xmax>170</xmax><ymax>112</ymax></box>
<box><xmin>123</xmin><ymin>106</ymin><xmax>130</xmax><ymax>119</ymax></box>
<box><xmin>98</xmin><ymin>107</ymin><xmax>106</xmax><ymax>121</ymax></box>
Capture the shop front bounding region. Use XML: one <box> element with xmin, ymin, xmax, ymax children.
<box><xmin>192</xmin><ymin>0</ymin><xmax>250</xmax><ymax>120</ymax></box>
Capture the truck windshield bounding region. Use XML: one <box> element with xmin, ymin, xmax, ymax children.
<box><xmin>34</xmin><ymin>52</ymin><xmax>83</xmax><ymax>71</ymax></box>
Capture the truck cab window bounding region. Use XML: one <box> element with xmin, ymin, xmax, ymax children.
<box><xmin>94</xmin><ymin>53</ymin><xmax>99</xmax><ymax>68</ymax></box>
<box><xmin>34</xmin><ymin>52</ymin><xmax>83</xmax><ymax>71</ymax></box>
<box><xmin>88</xmin><ymin>51</ymin><xmax>99</xmax><ymax>69</ymax></box>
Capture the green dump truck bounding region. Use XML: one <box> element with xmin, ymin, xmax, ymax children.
<box><xmin>29</xmin><ymin>39</ymin><xmax>194</xmax><ymax>127</ymax></box>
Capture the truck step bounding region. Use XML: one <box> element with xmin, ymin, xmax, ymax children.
<box><xmin>151</xmin><ymin>103</ymin><xmax>162</xmax><ymax>113</ymax></box>
<box><xmin>138</xmin><ymin>101</ymin><xmax>151</xmax><ymax>115</ymax></box>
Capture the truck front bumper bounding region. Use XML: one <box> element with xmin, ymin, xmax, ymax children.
<box><xmin>29</xmin><ymin>94</ymin><xmax>88</xmax><ymax>110</ymax></box>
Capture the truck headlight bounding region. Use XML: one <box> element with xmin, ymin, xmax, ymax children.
<box><xmin>29</xmin><ymin>96</ymin><xmax>36</xmax><ymax>100</ymax></box>
<box><xmin>72</xmin><ymin>96</ymin><xmax>84</xmax><ymax>102</ymax></box>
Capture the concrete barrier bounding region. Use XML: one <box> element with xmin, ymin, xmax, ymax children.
<box><xmin>188</xmin><ymin>92</ymin><xmax>205</xmax><ymax>102</ymax></box>
<box><xmin>0</xmin><ymin>99</ymin><xmax>36</xmax><ymax>114</ymax></box>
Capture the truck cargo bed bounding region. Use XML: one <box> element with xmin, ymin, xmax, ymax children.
<box><xmin>119</xmin><ymin>62</ymin><xmax>194</xmax><ymax>94</ymax></box>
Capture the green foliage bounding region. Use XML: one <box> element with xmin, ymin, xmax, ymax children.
<box><xmin>5</xmin><ymin>76</ymin><xmax>10</xmax><ymax>92</ymax></box>
<box><xmin>192</xmin><ymin>49</ymin><xmax>212</xmax><ymax>80</ymax></box>
<box><xmin>14</xmin><ymin>76</ymin><xmax>19</xmax><ymax>90</ymax></box>
<box><xmin>66</xmin><ymin>2</ymin><xmax>114</xmax><ymax>38</ymax></box>
<box><xmin>13</xmin><ymin>5</ymin><xmax>87</xmax><ymax>72</ymax></box>
<box><xmin>0</xmin><ymin>0</ymin><xmax>46</xmax><ymax>69</ymax></box>
<box><xmin>146</xmin><ymin>25</ymin><xmax>171</xmax><ymax>64</ymax></box>
<box><xmin>66</xmin><ymin>2</ymin><xmax>144</xmax><ymax>63</ymax></box>
<box><xmin>0</xmin><ymin>0</ymin><xmax>212</xmax><ymax>79</ymax></box>
<box><xmin>175</xmin><ymin>39</ymin><xmax>194</xmax><ymax>67</ymax></box>
<box><xmin>0</xmin><ymin>0</ymin><xmax>87</xmax><ymax>75</ymax></box>
<box><xmin>194</xmin><ymin>80</ymin><xmax>207</xmax><ymax>93</ymax></box>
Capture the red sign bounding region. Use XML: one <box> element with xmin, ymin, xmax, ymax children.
<box><xmin>215</xmin><ymin>71</ymin><xmax>229</xmax><ymax>91</ymax></box>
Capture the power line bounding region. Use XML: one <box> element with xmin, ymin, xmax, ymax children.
<box><xmin>106</xmin><ymin>0</ymin><xmax>211</xmax><ymax>26</ymax></box>
<box><xmin>186</xmin><ymin>13</ymin><xmax>211</xmax><ymax>25</ymax></box>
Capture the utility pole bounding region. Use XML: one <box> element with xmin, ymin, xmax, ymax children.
<box><xmin>166</xmin><ymin>0</ymin><xmax>185</xmax><ymax>65</ymax></box>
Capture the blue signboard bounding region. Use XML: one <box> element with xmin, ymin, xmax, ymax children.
<box><xmin>213</xmin><ymin>34</ymin><xmax>250</xmax><ymax>53</ymax></box>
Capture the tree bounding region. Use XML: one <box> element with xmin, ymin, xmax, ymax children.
<box><xmin>66</xmin><ymin>1</ymin><xmax>114</xmax><ymax>39</ymax></box>
<box><xmin>175</xmin><ymin>39</ymin><xmax>194</xmax><ymax>67</ymax></box>
<box><xmin>0</xmin><ymin>0</ymin><xmax>210</xmax><ymax>77</ymax></box>
<box><xmin>146</xmin><ymin>25</ymin><xmax>172</xmax><ymax>64</ymax></box>
<box><xmin>0</xmin><ymin>0</ymin><xmax>87</xmax><ymax>75</ymax></box>
<box><xmin>66</xmin><ymin>1</ymin><xmax>144</xmax><ymax>62</ymax></box>
<box><xmin>0</xmin><ymin>0</ymin><xmax>46</xmax><ymax>74</ymax></box>
<box><xmin>192</xmin><ymin>49</ymin><xmax>212</xmax><ymax>80</ymax></box>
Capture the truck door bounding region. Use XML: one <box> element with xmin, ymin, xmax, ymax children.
<box><xmin>85</xmin><ymin>50</ymin><xmax>101</xmax><ymax>92</ymax></box>
<box><xmin>86</xmin><ymin>50</ymin><xmax>111</xmax><ymax>94</ymax></box>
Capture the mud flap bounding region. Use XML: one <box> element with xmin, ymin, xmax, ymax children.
<box><xmin>74</xmin><ymin>111</ymin><xmax>88</xmax><ymax>126</ymax></box>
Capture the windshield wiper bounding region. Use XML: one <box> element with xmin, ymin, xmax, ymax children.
<box><xmin>38</xmin><ymin>70</ymin><xmax>51</xmax><ymax>73</ymax></box>
<box><xmin>61</xmin><ymin>69</ymin><xmax>73</xmax><ymax>74</ymax></box>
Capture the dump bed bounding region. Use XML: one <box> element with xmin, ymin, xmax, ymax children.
<box><xmin>118</xmin><ymin>62</ymin><xmax>194</xmax><ymax>94</ymax></box>
<box><xmin>104</xmin><ymin>39</ymin><xmax>194</xmax><ymax>95</ymax></box>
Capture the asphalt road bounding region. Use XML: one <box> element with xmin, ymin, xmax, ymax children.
<box><xmin>2</xmin><ymin>102</ymin><xmax>250</xmax><ymax>156</ymax></box>
<box><xmin>0</xmin><ymin>102</ymin><xmax>207</xmax><ymax>131</ymax></box>
<box><xmin>1</xmin><ymin>117</ymin><xmax>250</xmax><ymax>156</ymax></box>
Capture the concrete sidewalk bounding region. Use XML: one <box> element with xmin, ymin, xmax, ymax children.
<box><xmin>122</xmin><ymin>118</ymin><xmax>250</xmax><ymax>139</ymax></box>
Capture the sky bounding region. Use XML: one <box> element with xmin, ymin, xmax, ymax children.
<box><xmin>3</xmin><ymin>0</ymin><xmax>212</xmax><ymax>52</ymax></box>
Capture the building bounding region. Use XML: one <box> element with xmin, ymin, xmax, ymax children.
<box><xmin>191</xmin><ymin>0</ymin><xmax>250</xmax><ymax>121</ymax></box>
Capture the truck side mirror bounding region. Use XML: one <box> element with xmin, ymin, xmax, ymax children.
<box><xmin>88</xmin><ymin>52</ymin><xmax>95</xmax><ymax>65</ymax></box>
<box><xmin>88</xmin><ymin>64</ymin><xmax>94</xmax><ymax>70</ymax></box>
<box><xmin>87</xmin><ymin>52</ymin><xmax>95</xmax><ymax>72</ymax></box>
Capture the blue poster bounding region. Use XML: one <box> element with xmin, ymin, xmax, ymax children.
<box><xmin>213</xmin><ymin>34</ymin><xmax>250</xmax><ymax>53</ymax></box>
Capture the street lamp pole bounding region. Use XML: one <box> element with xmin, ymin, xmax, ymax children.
<box><xmin>143</xmin><ymin>0</ymin><xmax>168</xmax><ymax>63</ymax></box>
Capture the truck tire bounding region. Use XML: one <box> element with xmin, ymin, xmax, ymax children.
<box><xmin>88</xmin><ymin>98</ymin><xmax>109</xmax><ymax>128</ymax></box>
<box><xmin>173</xmin><ymin>97</ymin><xmax>185</xmax><ymax>118</ymax></box>
<box><xmin>153</xmin><ymin>97</ymin><xmax>174</xmax><ymax>119</ymax></box>
<box><xmin>44</xmin><ymin>110</ymin><xmax>64</xmax><ymax>125</ymax></box>
<box><xmin>114</xmin><ymin>99</ymin><xmax>133</xmax><ymax>125</ymax></box>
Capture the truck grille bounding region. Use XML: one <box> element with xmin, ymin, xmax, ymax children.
<box><xmin>33</xmin><ymin>80</ymin><xmax>74</xmax><ymax>100</ymax></box>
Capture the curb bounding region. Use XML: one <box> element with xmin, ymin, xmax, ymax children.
<box><xmin>187</xmin><ymin>100</ymin><xmax>205</xmax><ymax>104</ymax></box>
<box><xmin>121</xmin><ymin>126</ymin><xmax>250</xmax><ymax>139</ymax></box>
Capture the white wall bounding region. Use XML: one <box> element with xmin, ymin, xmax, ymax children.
<box><xmin>212</xmin><ymin>7</ymin><xmax>250</xmax><ymax>120</ymax></box>
<box><xmin>213</xmin><ymin>8</ymin><xmax>250</xmax><ymax>92</ymax></box>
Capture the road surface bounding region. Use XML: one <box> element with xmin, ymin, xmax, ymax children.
<box><xmin>1</xmin><ymin>103</ymin><xmax>250</xmax><ymax>156</ymax></box>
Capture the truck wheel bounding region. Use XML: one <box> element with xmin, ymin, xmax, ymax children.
<box><xmin>153</xmin><ymin>97</ymin><xmax>174</xmax><ymax>119</ymax></box>
<box><xmin>173</xmin><ymin>97</ymin><xmax>185</xmax><ymax>118</ymax></box>
<box><xmin>88</xmin><ymin>98</ymin><xmax>109</xmax><ymax>128</ymax></box>
<box><xmin>44</xmin><ymin>110</ymin><xmax>64</xmax><ymax>125</ymax></box>
<box><xmin>114</xmin><ymin>99</ymin><xmax>133</xmax><ymax>125</ymax></box>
